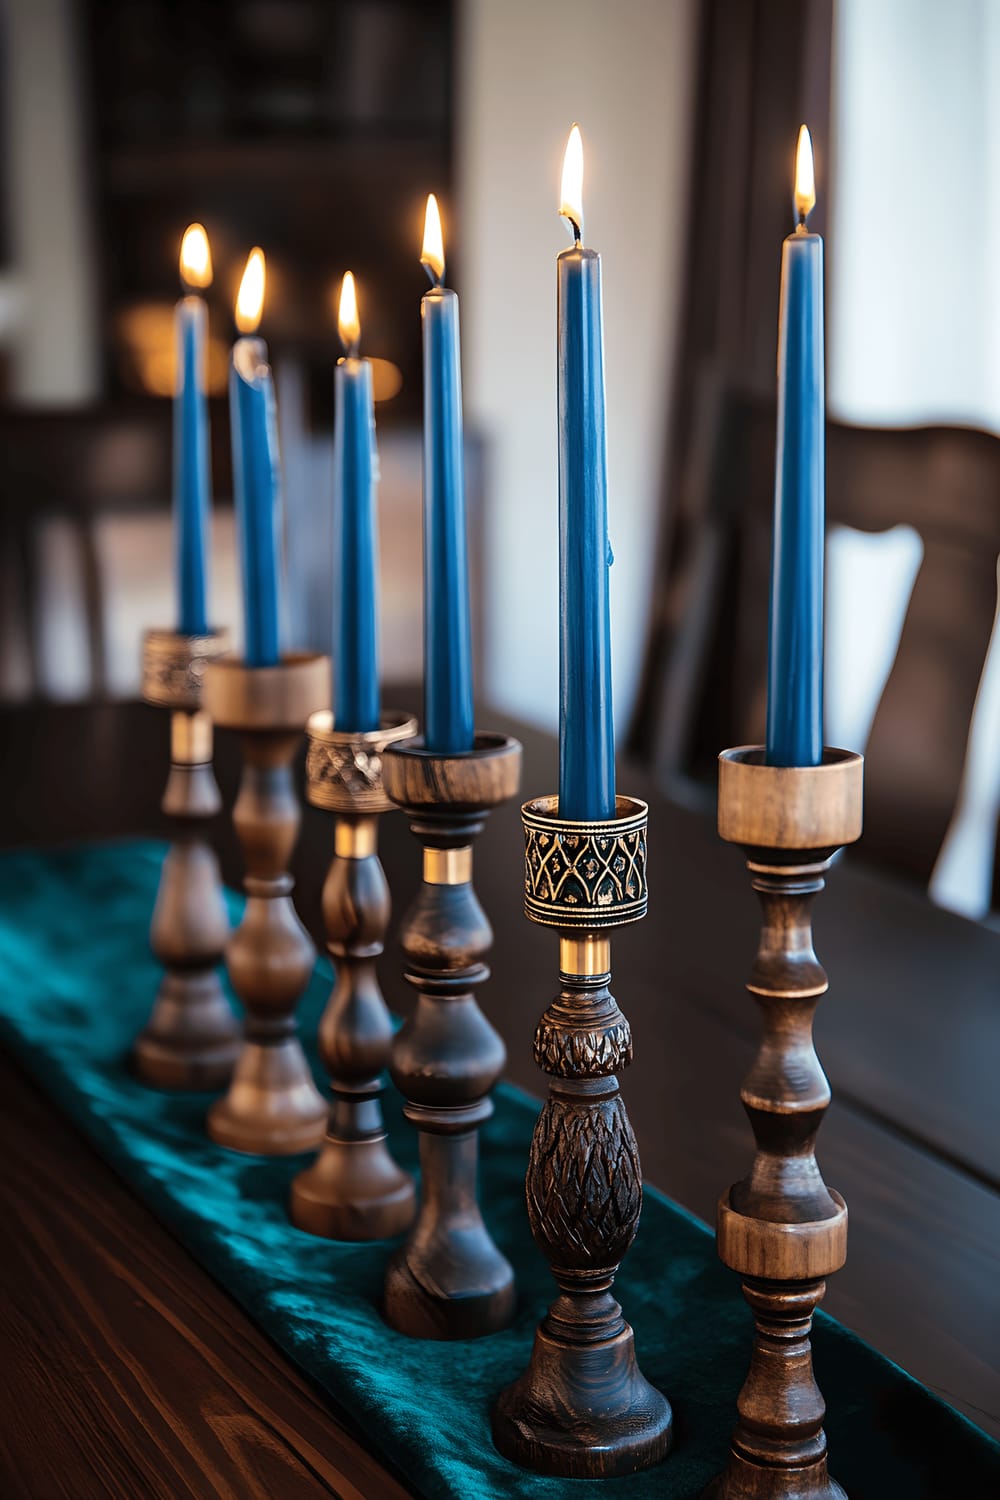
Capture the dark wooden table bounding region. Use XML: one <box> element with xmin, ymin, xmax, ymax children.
<box><xmin>1</xmin><ymin>700</ymin><xmax>997</xmax><ymax>1499</ymax></box>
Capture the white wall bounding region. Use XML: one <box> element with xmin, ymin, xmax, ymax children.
<box><xmin>830</xmin><ymin>0</ymin><xmax>1000</xmax><ymax>915</ymax></box>
<box><xmin>2</xmin><ymin>0</ymin><xmax>98</xmax><ymax>403</ymax></box>
<box><xmin>457</xmin><ymin>0</ymin><xmax>696</xmax><ymax>733</ymax></box>
<box><xmin>830</xmin><ymin>0</ymin><xmax>1000</xmax><ymax>429</ymax></box>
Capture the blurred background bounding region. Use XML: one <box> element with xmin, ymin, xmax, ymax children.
<box><xmin>3</xmin><ymin>0</ymin><xmax>1000</xmax><ymax>917</ymax></box>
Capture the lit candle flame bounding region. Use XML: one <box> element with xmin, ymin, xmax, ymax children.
<box><xmin>338</xmin><ymin>271</ymin><xmax>361</xmax><ymax>354</ymax></box>
<box><xmin>794</xmin><ymin>125</ymin><xmax>816</xmax><ymax>223</ymax></box>
<box><xmin>179</xmin><ymin>224</ymin><xmax>212</xmax><ymax>290</ymax></box>
<box><xmin>559</xmin><ymin>124</ymin><xmax>585</xmax><ymax>242</ymax></box>
<box><xmin>421</xmin><ymin>194</ymin><xmax>445</xmax><ymax>286</ymax></box>
<box><xmin>235</xmin><ymin>248</ymin><xmax>266</xmax><ymax>335</ymax></box>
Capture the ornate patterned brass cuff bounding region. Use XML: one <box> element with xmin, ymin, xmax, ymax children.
<box><xmin>522</xmin><ymin>794</ymin><xmax>648</xmax><ymax>928</ymax></box>
<box><xmin>141</xmin><ymin>628</ymin><xmax>231</xmax><ymax>712</ymax></box>
<box><xmin>304</xmin><ymin>710</ymin><xmax>418</xmax><ymax>815</ymax></box>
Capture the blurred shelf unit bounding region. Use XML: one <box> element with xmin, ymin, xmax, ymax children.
<box><xmin>83</xmin><ymin>0</ymin><xmax>456</xmax><ymax>422</ymax></box>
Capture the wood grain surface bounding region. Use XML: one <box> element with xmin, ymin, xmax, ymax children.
<box><xmin>0</xmin><ymin>1058</ymin><xmax>413</xmax><ymax>1500</ymax></box>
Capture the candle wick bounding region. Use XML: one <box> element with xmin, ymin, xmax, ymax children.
<box><xmin>796</xmin><ymin>212</ymin><xmax>808</xmax><ymax>233</ymax></box>
<box><xmin>571</xmin><ymin>217</ymin><xmax>582</xmax><ymax>247</ymax></box>
<box><xmin>421</xmin><ymin>259</ymin><xmax>443</xmax><ymax>290</ymax></box>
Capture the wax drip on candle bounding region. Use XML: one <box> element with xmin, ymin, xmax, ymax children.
<box><xmin>794</xmin><ymin>124</ymin><xmax>816</xmax><ymax>231</ymax></box>
<box><xmin>338</xmin><ymin>271</ymin><xmax>361</xmax><ymax>358</ymax></box>
<box><xmin>421</xmin><ymin>195</ymin><xmax>445</xmax><ymax>289</ymax></box>
<box><xmin>560</xmin><ymin>124</ymin><xmax>585</xmax><ymax>245</ymax></box>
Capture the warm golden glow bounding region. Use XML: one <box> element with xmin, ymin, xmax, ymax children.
<box><xmin>559</xmin><ymin>124</ymin><xmax>585</xmax><ymax>239</ymax></box>
<box><xmin>794</xmin><ymin>125</ymin><xmax>816</xmax><ymax>221</ymax></box>
<box><xmin>369</xmin><ymin>357</ymin><xmax>403</xmax><ymax>402</ymax></box>
<box><xmin>338</xmin><ymin>271</ymin><xmax>361</xmax><ymax>353</ymax></box>
<box><xmin>179</xmin><ymin>224</ymin><xmax>212</xmax><ymax>290</ymax></box>
<box><xmin>421</xmin><ymin>194</ymin><xmax>445</xmax><ymax>284</ymax></box>
<box><xmin>235</xmin><ymin>248</ymin><xmax>265</xmax><ymax>334</ymax></box>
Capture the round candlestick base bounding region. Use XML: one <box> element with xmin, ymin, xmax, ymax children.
<box><xmin>383</xmin><ymin>1219</ymin><xmax>516</xmax><ymax>1342</ymax></box>
<box><xmin>207</xmin><ymin>1034</ymin><xmax>328</xmax><ymax>1156</ymax></box>
<box><xmin>134</xmin><ymin>968</ymin><xmax>239</xmax><ymax>1093</ymax></box>
<box><xmin>491</xmin><ymin>1309</ymin><xmax>672</xmax><ymax>1479</ymax></box>
<box><xmin>291</xmin><ymin>1133</ymin><xmax>415</xmax><ymax>1242</ymax></box>
<box><xmin>702</xmin><ymin>1455</ymin><xmax>848</xmax><ymax>1500</ymax></box>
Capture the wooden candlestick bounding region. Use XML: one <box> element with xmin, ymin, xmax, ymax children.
<box><xmin>133</xmin><ymin>628</ymin><xmax>239</xmax><ymax>1090</ymax></box>
<box><xmin>202</xmin><ymin>653</ymin><xmax>330</xmax><ymax>1156</ymax></box>
<box><xmin>703</xmin><ymin>747</ymin><xmax>863</xmax><ymax>1500</ymax></box>
<box><xmin>380</xmin><ymin>732</ymin><xmax>522</xmax><ymax>1339</ymax></box>
<box><xmin>492</xmin><ymin>794</ymin><xmax>672</xmax><ymax>1478</ymax></box>
<box><xmin>289</xmin><ymin>709</ymin><xmax>419</xmax><ymax>1240</ymax></box>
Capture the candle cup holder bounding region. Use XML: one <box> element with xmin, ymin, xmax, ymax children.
<box><xmin>380</xmin><ymin>732</ymin><xmax>522</xmax><ymax>1339</ymax></box>
<box><xmin>492</xmin><ymin>794</ymin><xmax>672</xmax><ymax>1478</ymax></box>
<box><xmin>702</xmin><ymin>747</ymin><xmax>863</xmax><ymax>1500</ymax></box>
<box><xmin>202</xmin><ymin>653</ymin><xmax>331</xmax><ymax>1156</ymax></box>
<box><xmin>133</xmin><ymin>628</ymin><xmax>239</xmax><ymax>1091</ymax></box>
<box><xmin>289</xmin><ymin>709</ymin><xmax>419</xmax><ymax>1241</ymax></box>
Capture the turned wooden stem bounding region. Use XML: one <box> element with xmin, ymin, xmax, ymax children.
<box><xmin>704</xmin><ymin>748</ymin><xmax>862</xmax><ymax>1500</ymax></box>
<box><xmin>492</xmin><ymin>795</ymin><xmax>672</xmax><ymax>1479</ymax></box>
<box><xmin>203</xmin><ymin>654</ymin><xmax>330</xmax><ymax>1157</ymax></box>
<box><xmin>291</xmin><ymin>712</ymin><xmax>417</xmax><ymax>1240</ymax></box>
<box><xmin>134</xmin><ymin>629</ymin><xmax>237</xmax><ymax>1091</ymax></box>
<box><xmin>381</xmin><ymin>733</ymin><xmax>522</xmax><ymax>1340</ymax></box>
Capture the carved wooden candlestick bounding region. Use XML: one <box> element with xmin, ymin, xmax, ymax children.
<box><xmin>289</xmin><ymin>709</ymin><xmax>419</xmax><ymax>1240</ymax></box>
<box><xmin>202</xmin><ymin>653</ymin><xmax>330</xmax><ymax>1156</ymax></box>
<box><xmin>492</xmin><ymin>794</ymin><xmax>673</xmax><ymax>1478</ymax></box>
<box><xmin>133</xmin><ymin>628</ymin><xmax>239</xmax><ymax>1090</ymax></box>
<box><xmin>703</xmin><ymin>747</ymin><xmax>863</xmax><ymax>1500</ymax></box>
<box><xmin>380</xmin><ymin>732</ymin><xmax>522</xmax><ymax>1339</ymax></box>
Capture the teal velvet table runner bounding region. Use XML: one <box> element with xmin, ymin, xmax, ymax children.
<box><xmin>0</xmin><ymin>840</ymin><xmax>996</xmax><ymax>1499</ymax></box>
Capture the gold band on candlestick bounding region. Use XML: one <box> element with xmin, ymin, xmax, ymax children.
<box><xmin>423</xmin><ymin>846</ymin><xmax>473</xmax><ymax>886</ymax></box>
<box><xmin>559</xmin><ymin>935</ymin><xmax>611</xmax><ymax>978</ymax></box>
<box><xmin>334</xmin><ymin>817</ymin><xmax>378</xmax><ymax>860</ymax></box>
<box><xmin>170</xmin><ymin>709</ymin><xmax>213</xmax><ymax>766</ymax></box>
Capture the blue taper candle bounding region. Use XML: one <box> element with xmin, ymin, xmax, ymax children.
<box><xmin>557</xmin><ymin>126</ymin><xmax>615</xmax><ymax>821</ymax></box>
<box><xmin>230</xmin><ymin>249</ymin><xmax>281</xmax><ymax>668</ymax></box>
<box><xmin>766</xmin><ymin>126</ymin><xmax>825</xmax><ymax>767</ymax></box>
<box><xmin>174</xmin><ymin>224</ymin><xmax>213</xmax><ymax>636</ymax></box>
<box><xmin>333</xmin><ymin>271</ymin><xmax>380</xmax><ymax>732</ymax></box>
<box><xmin>420</xmin><ymin>194</ymin><xmax>474</xmax><ymax>754</ymax></box>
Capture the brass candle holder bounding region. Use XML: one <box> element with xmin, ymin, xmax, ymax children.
<box><xmin>133</xmin><ymin>627</ymin><xmax>239</xmax><ymax>1090</ymax></box>
<box><xmin>492</xmin><ymin>794</ymin><xmax>672</xmax><ymax>1478</ymax></box>
<box><xmin>380</xmin><ymin>732</ymin><xmax>522</xmax><ymax>1339</ymax></box>
<box><xmin>703</xmin><ymin>747</ymin><xmax>863</xmax><ymax>1500</ymax></box>
<box><xmin>202</xmin><ymin>652</ymin><xmax>330</xmax><ymax>1156</ymax></box>
<box><xmin>289</xmin><ymin>709</ymin><xmax>419</xmax><ymax>1241</ymax></box>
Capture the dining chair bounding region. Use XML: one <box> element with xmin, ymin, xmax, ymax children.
<box><xmin>0</xmin><ymin>403</ymin><xmax>201</xmax><ymax>699</ymax></box>
<box><xmin>629</xmin><ymin>379</ymin><xmax>1000</xmax><ymax>886</ymax></box>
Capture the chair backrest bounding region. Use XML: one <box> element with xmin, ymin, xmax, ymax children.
<box><xmin>631</xmin><ymin>381</ymin><xmax>1000</xmax><ymax>885</ymax></box>
<box><xmin>0</xmin><ymin>402</ymin><xmax>230</xmax><ymax>699</ymax></box>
